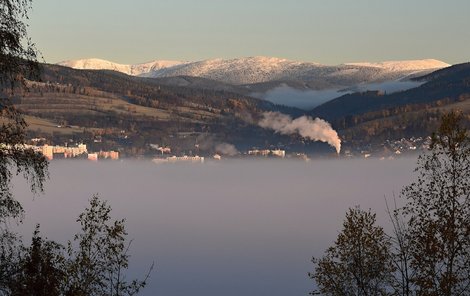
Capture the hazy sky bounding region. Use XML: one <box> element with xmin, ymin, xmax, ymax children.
<box><xmin>29</xmin><ymin>0</ymin><xmax>470</xmax><ymax>64</ymax></box>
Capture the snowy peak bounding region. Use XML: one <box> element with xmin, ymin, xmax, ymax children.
<box><xmin>57</xmin><ymin>58</ymin><xmax>186</xmax><ymax>76</ymax></box>
<box><xmin>131</xmin><ymin>60</ymin><xmax>189</xmax><ymax>76</ymax></box>
<box><xmin>57</xmin><ymin>58</ymin><xmax>131</xmax><ymax>74</ymax></box>
<box><xmin>148</xmin><ymin>56</ymin><xmax>322</xmax><ymax>84</ymax></box>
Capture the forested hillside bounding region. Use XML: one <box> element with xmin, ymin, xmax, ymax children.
<box><xmin>310</xmin><ymin>63</ymin><xmax>470</xmax><ymax>144</ymax></box>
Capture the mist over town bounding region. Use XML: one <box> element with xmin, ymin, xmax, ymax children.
<box><xmin>1</xmin><ymin>1</ymin><xmax>470</xmax><ymax>296</ymax></box>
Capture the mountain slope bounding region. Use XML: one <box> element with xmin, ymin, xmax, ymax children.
<box><xmin>14</xmin><ymin>63</ymin><xmax>308</xmax><ymax>154</ymax></box>
<box><xmin>310</xmin><ymin>62</ymin><xmax>470</xmax><ymax>121</ymax></box>
<box><xmin>58</xmin><ymin>57</ymin><xmax>450</xmax><ymax>87</ymax></box>
<box><xmin>39</xmin><ymin>64</ymin><xmax>302</xmax><ymax>116</ymax></box>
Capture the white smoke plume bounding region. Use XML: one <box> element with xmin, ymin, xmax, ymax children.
<box><xmin>259</xmin><ymin>112</ymin><xmax>341</xmax><ymax>153</ymax></box>
<box><xmin>215</xmin><ymin>143</ymin><xmax>239</xmax><ymax>156</ymax></box>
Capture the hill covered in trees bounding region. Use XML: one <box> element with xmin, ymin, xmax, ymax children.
<box><xmin>10</xmin><ymin>61</ymin><xmax>470</xmax><ymax>155</ymax></box>
<box><xmin>309</xmin><ymin>63</ymin><xmax>470</xmax><ymax>145</ymax></box>
<box><xmin>13</xmin><ymin>64</ymin><xmax>304</xmax><ymax>155</ymax></box>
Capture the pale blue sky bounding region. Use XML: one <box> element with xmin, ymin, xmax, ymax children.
<box><xmin>29</xmin><ymin>0</ymin><xmax>470</xmax><ymax>65</ymax></box>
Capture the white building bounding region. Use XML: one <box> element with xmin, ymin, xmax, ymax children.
<box><xmin>167</xmin><ymin>155</ymin><xmax>205</xmax><ymax>163</ymax></box>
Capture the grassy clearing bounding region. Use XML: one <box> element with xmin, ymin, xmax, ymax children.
<box><xmin>17</xmin><ymin>92</ymin><xmax>222</xmax><ymax>123</ymax></box>
<box><xmin>19</xmin><ymin>93</ymin><xmax>172</xmax><ymax>120</ymax></box>
<box><xmin>23</xmin><ymin>115</ymin><xmax>84</xmax><ymax>135</ymax></box>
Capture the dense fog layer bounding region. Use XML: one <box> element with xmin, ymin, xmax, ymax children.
<box><xmin>13</xmin><ymin>158</ymin><xmax>417</xmax><ymax>296</ymax></box>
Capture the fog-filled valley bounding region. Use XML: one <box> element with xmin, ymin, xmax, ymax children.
<box><xmin>254</xmin><ymin>80</ymin><xmax>425</xmax><ymax>110</ymax></box>
<box><xmin>13</xmin><ymin>159</ymin><xmax>417</xmax><ymax>296</ymax></box>
<box><xmin>3</xmin><ymin>0</ymin><xmax>470</xmax><ymax>295</ymax></box>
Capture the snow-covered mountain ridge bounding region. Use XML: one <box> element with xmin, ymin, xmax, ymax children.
<box><xmin>58</xmin><ymin>57</ymin><xmax>450</xmax><ymax>86</ymax></box>
<box><xmin>57</xmin><ymin>58</ymin><xmax>188</xmax><ymax>76</ymax></box>
<box><xmin>345</xmin><ymin>59</ymin><xmax>449</xmax><ymax>72</ymax></box>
